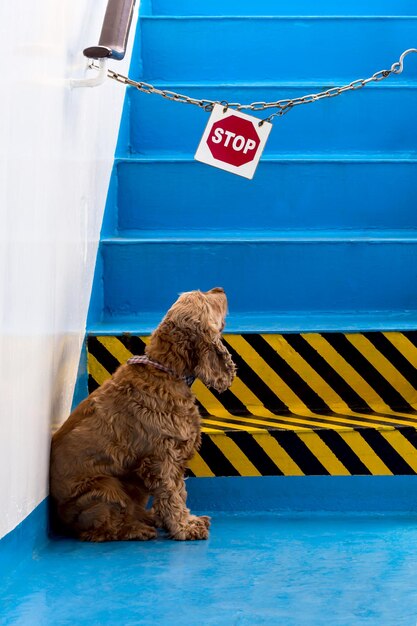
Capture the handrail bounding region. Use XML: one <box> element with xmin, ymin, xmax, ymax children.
<box><xmin>83</xmin><ymin>0</ymin><xmax>136</xmax><ymax>61</ymax></box>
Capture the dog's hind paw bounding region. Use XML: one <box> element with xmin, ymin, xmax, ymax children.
<box><xmin>123</xmin><ymin>523</ymin><xmax>158</xmax><ymax>541</ymax></box>
<box><xmin>79</xmin><ymin>522</ymin><xmax>157</xmax><ymax>542</ymax></box>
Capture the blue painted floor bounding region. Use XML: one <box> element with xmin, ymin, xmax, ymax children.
<box><xmin>3</xmin><ymin>513</ymin><xmax>417</xmax><ymax>626</ymax></box>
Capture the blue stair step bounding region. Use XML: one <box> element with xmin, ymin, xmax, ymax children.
<box><xmin>136</xmin><ymin>15</ymin><xmax>417</xmax><ymax>81</ymax></box>
<box><xmin>88</xmin><ymin>235</ymin><xmax>417</xmax><ymax>328</ymax></box>
<box><xmin>111</xmin><ymin>158</ymin><xmax>417</xmax><ymax>234</ymax></box>
<box><xmin>88</xmin><ymin>312</ymin><xmax>417</xmax><ymax>335</ymax></box>
<box><xmin>124</xmin><ymin>85</ymin><xmax>417</xmax><ymax>156</ymax></box>
<box><xmin>145</xmin><ymin>0</ymin><xmax>417</xmax><ymax>17</ymax></box>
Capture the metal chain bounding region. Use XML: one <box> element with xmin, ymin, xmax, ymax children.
<box><xmin>105</xmin><ymin>48</ymin><xmax>417</xmax><ymax>124</ymax></box>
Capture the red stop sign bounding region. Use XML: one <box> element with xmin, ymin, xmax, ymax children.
<box><xmin>207</xmin><ymin>114</ymin><xmax>260</xmax><ymax>167</ymax></box>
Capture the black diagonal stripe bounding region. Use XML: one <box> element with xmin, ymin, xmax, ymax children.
<box><xmin>229</xmin><ymin>431</ymin><xmax>283</xmax><ymax>476</ymax></box>
<box><xmin>396</xmin><ymin>426</ymin><xmax>417</xmax><ymax>450</ymax></box>
<box><xmin>88</xmin><ymin>374</ymin><xmax>99</xmax><ymax>394</ymax></box>
<box><xmin>358</xmin><ymin>428</ymin><xmax>416</xmax><ymax>475</ymax></box>
<box><xmin>206</xmin><ymin>387</ymin><xmax>249</xmax><ymax>416</ymax></box>
<box><xmin>196</xmin><ymin>398</ymin><xmax>208</xmax><ymax>416</ymax></box>
<box><xmin>316</xmin><ymin>430</ymin><xmax>371</xmax><ymax>475</ymax></box>
<box><xmin>199</xmin><ymin>435</ymin><xmax>240</xmax><ymax>477</ymax></box>
<box><xmin>402</xmin><ymin>331</ymin><xmax>417</xmax><ymax>348</ymax></box>
<box><xmin>118</xmin><ymin>334</ymin><xmax>147</xmax><ymax>356</ymax></box>
<box><xmin>324</xmin><ymin>334</ymin><xmax>413</xmax><ymax>412</ymax></box>
<box><xmin>285</xmin><ymin>334</ymin><xmax>373</xmax><ymax>413</ymax></box>
<box><xmin>244</xmin><ymin>334</ymin><xmax>332</xmax><ymax>415</ymax></box>
<box><xmin>222</xmin><ymin>338</ymin><xmax>290</xmax><ymax>415</ymax></box>
<box><xmin>269</xmin><ymin>430</ymin><xmax>329</xmax><ymax>475</ymax></box>
<box><xmin>364</xmin><ymin>332</ymin><xmax>417</xmax><ymax>394</ymax></box>
<box><xmin>88</xmin><ymin>336</ymin><xmax>120</xmax><ymax>375</ymax></box>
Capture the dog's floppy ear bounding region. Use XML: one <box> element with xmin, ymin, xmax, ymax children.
<box><xmin>195</xmin><ymin>335</ymin><xmax>236</xmax><ymax>392</ymax></box>
<box><xmin>193</xmin><ymin>299</ymin><xmax>236</xmax><ymax>392</ymax></box>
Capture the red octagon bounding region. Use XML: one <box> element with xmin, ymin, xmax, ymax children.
<box><xmin>207</xmin><ymin>114</ymin><xmax>260</xmax><ymax>167</ymax></box>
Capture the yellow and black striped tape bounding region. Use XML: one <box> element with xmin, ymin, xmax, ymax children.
<box><xmin>87</xmin><ymin>332</ymin><xmax>417</xmax><ymax>477</ymax></box>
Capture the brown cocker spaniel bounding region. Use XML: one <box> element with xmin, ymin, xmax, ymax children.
<box><xmin>50</xmin><ymin>288</ymin><xmax>236</xmax><ymax>542</ymax></box>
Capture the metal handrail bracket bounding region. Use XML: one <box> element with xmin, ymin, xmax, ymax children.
<box><xmin>71</xmin><ymin>0</ymin><xmax>136</xmax><ymax>89</ymax></box>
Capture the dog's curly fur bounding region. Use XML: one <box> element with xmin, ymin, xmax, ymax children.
<box><xmin>50</xmin><ymin>288</ymin><xmax>236</xmax><ymax>542</ymax></box>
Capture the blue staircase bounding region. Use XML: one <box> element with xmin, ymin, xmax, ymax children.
<box><xmin>83</xmin><ymin>1</ymin><xmax>417</xmax><ymax>479</ymax></box>
<box><xmin>88</xmin><ymin>0</ymin><xmax>417</xmax><ymax>335</ymax></box>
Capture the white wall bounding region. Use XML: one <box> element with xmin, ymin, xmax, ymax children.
<box><xmin>0</xmin><ymin>1</ymin><xmax>138</xmax><ymax>539</ymax></box>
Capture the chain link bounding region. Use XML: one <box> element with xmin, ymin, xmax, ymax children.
<box><xmin>105</xmin><ymin>48</ymin><xmax>417</xmax><ymax>124</ymax></box>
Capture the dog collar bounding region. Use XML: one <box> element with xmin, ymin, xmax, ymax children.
<box><xmin>127</xmin><ymin>355</ymin><xmax>195</xmax><ymax>387</ymax></box>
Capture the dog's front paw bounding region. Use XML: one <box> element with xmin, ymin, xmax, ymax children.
<box><xmin>171</xmin><ymin>516</ymin><xmax>211</xmax><ymax>541</ymax></box>
<box><xmin>189</xmin><ymin>514</ymin><xmax>211</xmax><ymax>529</ymax></box>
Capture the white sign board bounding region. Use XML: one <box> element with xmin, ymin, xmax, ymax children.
<box><xmin>195</xmin><ymin>104</ymin><xmax>272</xmax><ymax>179</ymax></box>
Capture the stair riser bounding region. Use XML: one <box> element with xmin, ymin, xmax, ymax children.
<box><xmin>87</xmin><ymin>330</ymin><xmax>417</xmax><ymax>477</ymax></box>
<box><xmin>137</xmin><ymin>18</ymin><xmax>417</xmax><ymax>80</ymax></box>
<box><xmin>126</xmin><ymin>87</ymin><xmax>417</xmax><ymax>155</ymax></box>
<box><xmin>94</xmin><ymin>241</ymin><xmax>417</xmax><ymax>320</ymax></box>
<box><xmin>114</xmin><ymin>161</ymin><xmax>417</xmax><ymax>233</ymax></box>
<box><xmin>192</xmin><ymin>428</ymin><xmax>417</xmax><ymax>476</ymax></box>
